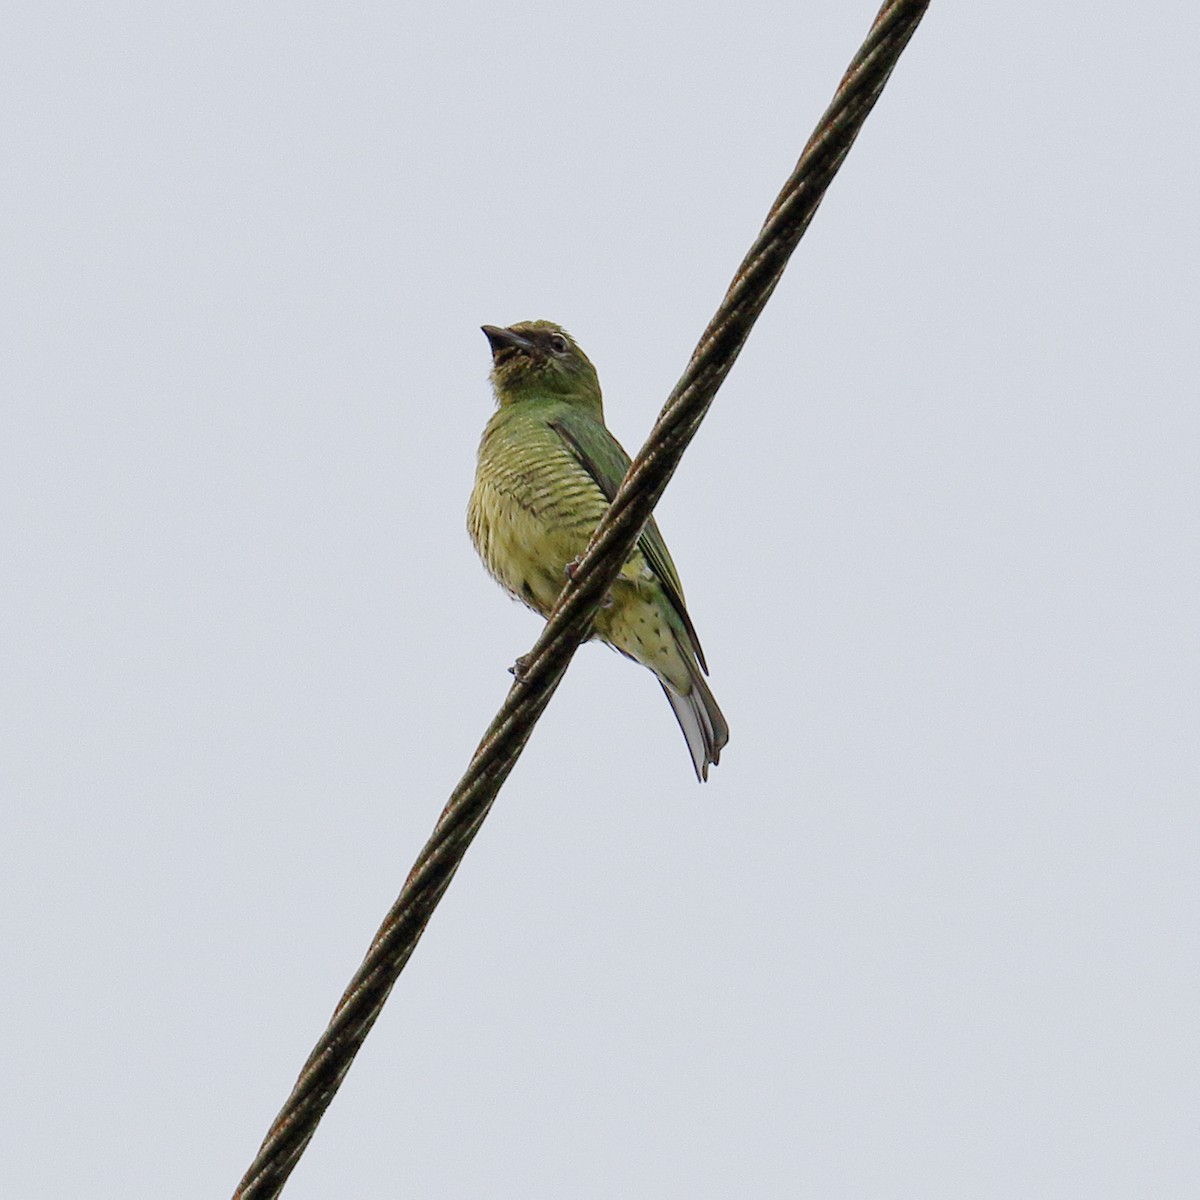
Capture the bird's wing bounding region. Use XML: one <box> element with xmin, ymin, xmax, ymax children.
<box><xmin>549</xmin><ymin>411</ymin><xmax>709</xmax><ymax>673</ymax></box>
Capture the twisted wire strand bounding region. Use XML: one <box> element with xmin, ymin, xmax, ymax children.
<box><xmin>233</xmin><ymin>3</ymin><xmax>929</xmax><ymax>1194</ymax></box>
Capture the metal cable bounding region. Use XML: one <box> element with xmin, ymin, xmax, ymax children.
<box><xmin>233</xmin><ymin>3</ymin><xmax>930</xmax><ymax>1194</ymax></box>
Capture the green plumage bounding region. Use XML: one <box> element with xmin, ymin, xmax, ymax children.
<box><xmin>468</xmin><ymin>320</ymin><xmax>728</xmax><ymax>780</ymax></box>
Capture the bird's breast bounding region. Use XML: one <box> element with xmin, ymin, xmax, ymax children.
<box><xmin>469</xmin><ymin>448</ymin><xmax>591</xmax><ymax>615</ymax></box>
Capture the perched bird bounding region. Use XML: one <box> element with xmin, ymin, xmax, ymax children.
<box><xmin>468</xmin><ymin>320</ymin><xmax>729</xmax><ymax>780</ymax></box>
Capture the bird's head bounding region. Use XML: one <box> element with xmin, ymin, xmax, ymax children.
<box><xmin>482</xmin><ymin>321</ymin><xmax>603</xmax><ymax>411</ymax></box>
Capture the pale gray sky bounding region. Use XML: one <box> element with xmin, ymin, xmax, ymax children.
<box><xmin>3</xmin><ymin>3</ymin><xmax>1197</xmax><ymax>1197</ymax></box>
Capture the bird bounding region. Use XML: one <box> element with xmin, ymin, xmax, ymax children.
<box><xmin>468</xmin><ymin>320</ymin><xmax>729</xmax><ymax>780</ymax></box>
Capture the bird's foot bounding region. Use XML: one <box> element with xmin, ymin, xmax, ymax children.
<box><xmin>509</xmin><ymin>653</ymin><xmax>531</xmax><ymax>681</ymax></box>
<box><xmin>564</xmin><ymin>555</ymin><xmax>583</xmax><ymax>580</ymax></box>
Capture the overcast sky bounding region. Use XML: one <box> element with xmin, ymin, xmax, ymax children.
<box><xmin>3</xmin><ymin>3</ymin><xmax>1197</xmax><ymax>1197</ymax></box>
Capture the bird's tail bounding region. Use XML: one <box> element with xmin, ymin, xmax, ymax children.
<box><xmin>661</xmin><ymin>663</ymin><xmax>729</xmax><ymax>783</ymax></box>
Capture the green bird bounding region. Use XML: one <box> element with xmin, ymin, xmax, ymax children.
<box><xmin>468</xmin><ymin>320</ymin><xmax>729</xmax><ymax>781</ymax></box>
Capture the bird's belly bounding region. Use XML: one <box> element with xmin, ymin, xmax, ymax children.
<box><xmin>469</xmin><ymin>474</ymin><xmax>684</xmax><ymax>689</ymax></box>
<box><xmin>469</xmin><ymin>480</ymin><xmax>590</xmax><ymax>615</ymax></box>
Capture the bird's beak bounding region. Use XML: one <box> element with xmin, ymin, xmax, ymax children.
<box><xmin>482</xmin><ymin>325</ymin><xmax>534</xmax><ymax>357</ymax></box>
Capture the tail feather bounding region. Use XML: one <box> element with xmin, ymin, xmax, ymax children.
<box><xmin>661</xmin><ymin>667</ymin><xmax>729</xmax><ymax>783</ymax></box>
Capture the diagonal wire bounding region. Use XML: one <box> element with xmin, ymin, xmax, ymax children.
<box><xmin>232</xmin><ymin>2</ymin><xmax>930</xmax><ymax>1195</ymax></box>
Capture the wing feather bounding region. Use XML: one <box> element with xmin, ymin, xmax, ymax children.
<box><xmin>549</xmin><ymin>414</ymin><xmax>709</xmax><ymax>673</ymax></box>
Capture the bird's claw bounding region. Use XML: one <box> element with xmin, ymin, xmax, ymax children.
<box><xmin>564</xmin><ymin>555</ymin><xmax>583</xmax><ymax>580</ymax></box>
<box><xmin>509</xmin><ymin>653</ymin><xmax>531</xmax><ymax>681</ymax></box>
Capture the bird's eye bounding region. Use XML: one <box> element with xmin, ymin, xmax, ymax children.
<box><xmin>549</xmin><ymin>334</ymin><xmax>569</xmax><ymax>354</ymax></box>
